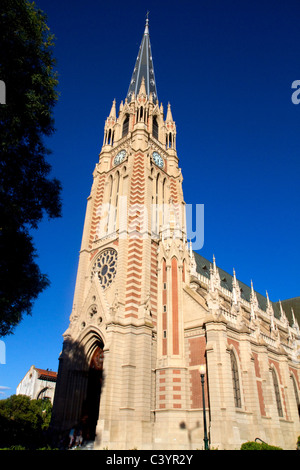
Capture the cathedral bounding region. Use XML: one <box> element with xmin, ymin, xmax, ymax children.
<box><xmin>51</xmin><ymin>18</ymin><xmax>300</xmax><ymax>450</ymax></box>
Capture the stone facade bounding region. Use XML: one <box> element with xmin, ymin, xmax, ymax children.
<box><xmin>51</xmin><ymin>20</ymin><xmax>300</xmax><ymax>450</ymax></box>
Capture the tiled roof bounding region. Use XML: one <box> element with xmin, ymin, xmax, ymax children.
<box><xmin>35</xmin><ymin>368</ymin><xmax>57</xmax><ymax>382</ymax></box>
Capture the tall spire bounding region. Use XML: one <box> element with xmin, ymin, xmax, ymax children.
<box><xmin>126</xmin><ymin>14</ymin><xmax>158</xmax><ymax>102</ymax></box>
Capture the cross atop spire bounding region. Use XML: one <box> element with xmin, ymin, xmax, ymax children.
<box><xmin>126</xmin><ymin>15</ymin><xmax>158</xmax><ymax>103</ymax></box>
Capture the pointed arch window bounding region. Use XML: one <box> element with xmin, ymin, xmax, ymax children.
<box><xmin>162</xmin><ymin>178</ymin><xmax>166</xmax><ymax>224</ymax></box>
<box><xmin>291</xmin><ymin>374</ymin><xmax>300</xmax><ymax>418</ymax></box>
<box><xmin>113</xmin><ymin>171</ymin><xmax>120</xmax><ymax>232</ymax></box>
<box><xmin>166</xmin><ymin>132</ymin><xmax>173</xmax><ymax>149</ymax></box>
<box><xmin>106</xmin><ymin>175</ymin><xmax>114</xmax><ymax>235</ymax></box>
<box><xmin>155</xmin><ymin>173</ymin><xmax>160</xmax><ymax>235</ymax></box>
<box><xmin>106</xmin><ymin>128</ymin><xmax>114</xmax><ymax>146</ymax></box>
<box><xmin>136</xmin><ymin>106</ymin><xmax>144</xmax><ymax>122</ymax></box>
<box><xmin>230</xmin><ymin>350</ymin><xmax>241</xmax><ymax>408</ymax></box>
<box><xmin>122</xmin><ymin>114</ymin><xmax>129</xmax><ymax>138</ymax></box>
<box><xmin>271</xmin><ymin>368</ymin><xmax>283</xmax><ymax>417</ymax></box>
<box><xmin>153</xmin><ymin>116</ymin><xmax>158</xmax><ymax>140</ymax></box>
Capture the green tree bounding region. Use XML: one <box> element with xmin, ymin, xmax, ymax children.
<box><xmin>240</xmin><ymin>440</ymin><xmax>283</xmax><ymax>450</ymax></box>
<box><xmin>0</xmin><ymin>394</ymin><xmax>53</xmax><ymax>448</ymax></box>
<box><xmin>0</xmin><ymin>0</ymin><xmax>62</xmax><ymax>336</ymax></box>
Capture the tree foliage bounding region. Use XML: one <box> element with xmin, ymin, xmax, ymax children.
<box><xmin>240</xmin><ymin>440</ymin><xmax>283</xmax><ymax>450</ymax></box>
<box><xmin>0</xmin><ymin>0</ymin><xmax>62</xmax><ymax>336</ymax></box>
<box><xmin>0</xmin><ymin>394</ymin><xmax>53</xmax><ymax>448</ymax></box>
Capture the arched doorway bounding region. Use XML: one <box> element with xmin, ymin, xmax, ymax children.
<box><xmin>81</xmin><ymin>344</ymin><xmax>104</xmax><ymax>441</ymax></box>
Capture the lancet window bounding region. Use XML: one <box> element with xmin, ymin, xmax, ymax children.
<box><xmin>291</xmin><ymin>374</ymin><xmax>300</xmax><ymax>418</ymax></box>
<box><xmin>122</xmin><ymin>114</ymin><xmax>129</xmax><ymax>138</ymax></box>
<box><xmin>153</xmin><ymin>116</ymin><xmax>158</xmax><ymax>140</ymax></box>
<box><xmin>230</xmin><ymin>350</ymin><xmax>241</xmax><ymax>408</ymax></box>
<box><xmin>272</xmin><ymin>368</ymin><xmax>283</xmax><ymax>417</ymax></box>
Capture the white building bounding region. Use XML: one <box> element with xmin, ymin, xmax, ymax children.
<box><xmin>17</xmin><ymin>365</ymin><xmax>57</xmax><ymax>404</ymax></box>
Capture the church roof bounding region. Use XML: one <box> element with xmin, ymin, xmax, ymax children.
<box><xmin>193</xmin><ymin>251</ymin><xmax>300</xmax><ymax>324</ymax></box>
<box><xmin>275</xmin><ymin>297</ymin><xmax>300</xmax><ymax>325</ymax></box>
<box><xmin>126</xmin><ymin>16</ymin><xmax>158</xmax><ymax>103</ymax></box>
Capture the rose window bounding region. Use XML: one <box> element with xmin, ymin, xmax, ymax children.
<box><xmin>91</xmin><ymin>249</ymin><xmax>117</xmax><ymax>290</ymax></box>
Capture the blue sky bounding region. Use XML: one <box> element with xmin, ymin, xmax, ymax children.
<box><xmin>1</xmin><ymin>0</ymin><xmax>300</xmax><ymax>399</ymax></box>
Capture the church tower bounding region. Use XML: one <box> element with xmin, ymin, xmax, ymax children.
<box><xmin>51</xmin><ymin>18</ymin><xmax>300</xmax><ymax>451</ymax></box>
<box><xmin>51</xmin><ymin>18</ymin><xmax>194</xmax><ymax>449</ymax></box>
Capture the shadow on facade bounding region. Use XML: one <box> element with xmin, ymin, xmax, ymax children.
<box><xmin>179</xmin><ymin>421</ymin><xmax>201</xmax><ymax>450</ymax></box>
<box><xmin>50</xmin><ymin>334</ymin><xmax>105</xmax><ymax>448</ymax></box>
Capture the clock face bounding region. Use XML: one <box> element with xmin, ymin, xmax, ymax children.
<box><xmin>152</xmin><ymin>151</ymin><xmax>164</xmax><ymax>168</ymax></box>
<box><xmin>114</xmin><ymin>149</ymin><xmax>126</xmax><ymax>165</ymax></box>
